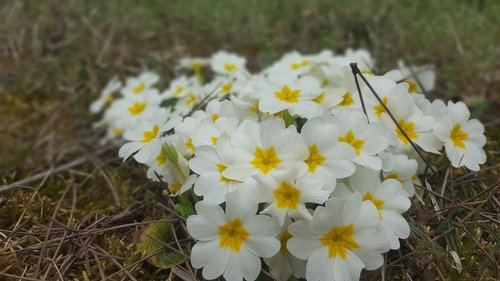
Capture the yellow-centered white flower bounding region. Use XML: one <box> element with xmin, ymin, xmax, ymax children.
<box><xmin>336</xmin><ymin>167</ymin><xmax>411</xmax><ymax>249</ymax></box>
<box><xmin>434</xmin><ymin>101</ymin><xmax>486</xmax><ymax>171</ymax></box>
<box><xmin>221</xmin><ymin>117</ymin><xmax>308</xmax><ymax>181</ymax></box>
<box><xmin>287</xmin><ymin>193</ymin><xmax>390</xmax><ymax>281</ymax></box>
<box><xmin>187</xmin><ymin>192</ymin><xmax>280</xmax><ymax>281</ymax></box>
<box><xmin>254</xmin><ymin>169</ymin><xmax>329</xmax><ymax>225</ymax></box>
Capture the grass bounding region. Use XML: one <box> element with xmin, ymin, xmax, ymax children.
<box><xmin>0</xmin><ymin>0</ymin><xmax>499</xmax><ymax>280</ymax></box>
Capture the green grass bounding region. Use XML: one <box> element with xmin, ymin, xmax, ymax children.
<box><xmin>1</xmin><ymin>0</ymin><xmax>499</xmax><ymax>280</ymax></box>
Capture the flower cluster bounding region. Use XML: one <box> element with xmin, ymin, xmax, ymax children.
<box><xmin>91</xmin><ymin>49</ymin><xmax>487</xmax><ymax>281</ymax></box>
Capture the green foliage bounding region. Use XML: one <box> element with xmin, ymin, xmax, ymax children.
<box><xmin>135</xmin><ymin>222</ymin><xmax>187</xmax><ymax>269</ymax></box>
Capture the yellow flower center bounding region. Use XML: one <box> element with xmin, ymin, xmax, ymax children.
<box><xmin>174</xmin><ymin>86</ymin><xmax>184</xmax><ymax>96</ymax></box>
<box><xmin>273</xmin><ymin>182</ymin><xmax>301</xmax><ymax>209</ymax></box>
<box><xmin>305</xmin><ymin>144</ymin><xmax>326</xmax><ymax>173</ymax></box>
<box><xmin>184</xmin><ymin>92</ymin><xmax>197</xmax><ymax>106</ymax></box>
<box><xmin>450</xmin><ymin>123</ymin><xmax>468</xmax><ymax>149</ymax></box>
<box><xmin>156</xmin><ymin>153</ymin><xmax>166</xmax><ymax>166</ymax></box>
<box><xmin>216</xmin><ymin>163</ymin><xmax>240</xmax><ymax>183</ymax></box>
<box><xmin>338</xmin><ymin>130</ymin><xmax>364</xmax><ymax>156</ymax></box>
<box><xmin>211</xmin><ymin>136</ymin><xmax>218</xmax><ymax>145</ymax></box>
<box><xmin>383</xmin><ymin>173</ymin><xmax>399</xmax><ymax>181</ymax></box>
<box><xmin>211</xmin><ymin>113</ymin><xmax>219</xmax><ymax>123</ymax></box>
<box><xmin>374</xmin><ymin>96</ymin><xmax>389</xmax><ymax>119</ymax></box>
<box><xmin>322</xmin><ymin>79</ymin><xmax>329</xmax><ymax>87</ymax></box>
<box><xmin>185</xmin><ymin>138</ymin><xmax>195</xmax><ymax>153</ymax></box>
<box><xmin>140</xmin><ymin>125</ymin><xmax>160</xmax><ymax>143</ymax></box>
<box><xmin>279</xmin><ymin>230</ymin><xmax>292</xmax><ymax>255</ymax></box>
<box><xmin>339</xmin><ymin>91</ymin><xmax>354</xmax><ymax>107</ymax></box>
<box><xmin>320</xmin><ymin>224</ymin><xmax>359</xmax><ymax>259</ymax></box>
<box><xmin>221</xmin><ymin>82</ymin><xmax>233</xmax><ymax>94</ymax></box>
<box><xmin>313</xmin><ymin>92</ymin><xmax>325</xmax><ymax>104</ymax></box>
<box><xmin>224</xmin><ymin>63</ymin><xmax>237</xmax><ymax>72</ymax></box>
<box><xmin>404</xmin><ymin>79</ymin><xmax>417</xmax><ymax>93</ymax></box>
<box><xmin>275</xmin><ymin>85</ymin><xmax>300</xmax><ymax>103</ymax></box>
<box><xmin>112</xmin><ymin>128</ymin><xmax>123</xmax><ymax>136</ymax></box>
<box><xmin>219</xmin><ymin>219</ymin><xmax>249</xmax><ymax>252</ymax></box>
<box><xmin>396</xmin><ymin>119</ymin><xmax>418</xmax><ymax>145</ymax></box>
<box><xmin>169</xmin><ymin>183</ymin><xmax>182</xmax><ymax>193</ymax></box>
<box><xmin>362</xmin><ymin>192</ymin><xmax>385</xmax><ymax>220</ymax></box>
<box><xmin>291</xmin><ymin>59</ymin><xmax>310</xmax><ymax>70</ymax></box>
<box><xmin>128</xmin><ymin>102</ymin><xmax>147</xmax><ymax>116</ymax></box>
<box><xmin>250</xmin><ymin>146</ymin><xmax>281</xmax><ymax>174</ymax></box>
<box><xmin>133</xmin><ymin>82</ymin><xmax>145</xmax><ymax>94</ymax></box>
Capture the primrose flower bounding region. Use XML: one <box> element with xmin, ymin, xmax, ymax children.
<box><xmin>211</xmin><ymin>51</ymin><xmax>248</xmax><ymax>77</ymax></box>
<box><xmin>434</xmin><ymin>101</ymin><xmax>486</xmax><ymax>171</ymax></box>
<box><xmin>380</xmin><ymin>100</ymin><xmax>442</xmax><ymax>154</ymax></box>
<box><xmin>187</xmin><ymin>192</ymin><xmax>280</xmax><ymax>281</ymax></box>
<box><xmin>264</xmin><ymin>218</ymin><xmax>306</xmax><ymax>281</ymax></box>
<box><xmin>300</xmin><ymin>116</ymin><xmax>356</xmax><ymax>191</ymax></box>
<box><xmin>255</xmin><ymin>74</ymin><xmax>324</xmax><ymax>119</ymax></box>
<box><xmin>221</xmin><ymin>117</ymin><xmax>308</xmax><ymax>181</ymax></box>
<box><xmin>254</xmin><ymin>169</ymin><xmax>329</xmax><ymax>225</ymax></box>
<box><xmin>178</xmin><ymin>57</ymin><xmax>209</xmax><ymax>74</ymax></box>
<box><xmin>90</xmin><ymin>76</ymin><xmax>122</xmax><ymax>113</ymax></box>
<box><xmin>335</xmin><ymin>109</ymin><xmax>389</xmax><ymax>170</ymax></box>
<box><xmin>287</xmin><ymin>193</ymin><xmax>390</xmax><ymax>281</ymax></box>
<box><xmin>189</xmin><ymin>135</ymin><xmax>245</xmax><ymax>205</ymax></box>
<box><xmin>337</xmin><ymin>167</ymin><xmax>411</xmax><ymax>249</ymax></box>
<box><xmin>118</xmin><ymin>109</ymin><xmax>181</xmax><ymax>163</ymax></box>
<box><xmin>163</xmin><ymin>75</ymin><xmax>192</xmax><ymax>98</ymax></box>
<box><xmin>382</xmin><ymin>154</ymin><xmax>419</xmax><ymax>196</ymax></box>
<box><xmin>121</xmin><ymin>71</ymin><xmax>159</xmax><ymax>96</ymax></box>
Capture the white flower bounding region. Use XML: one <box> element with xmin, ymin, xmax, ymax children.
<box><xmin>178</xmin><ymin>57</ymin><xmax>209</xmax><ymax>73</ymax></box>
<box><xmin>379</xmin><ymin>101</ymin><xmax>442</xmax><ymax>154</ymax></box>
<box><xmin>254</xmin><ymin>169</ymin><xmax>329</xmax><ymax>225</ymax></box>
<box><xmin>164</xmin><ymin>157</ymin><xmax>197</xmax><ymax>196</ymax></box>
<box><xmin>287</xmin><ymin>193</ymin><xmax>390</xmax><ymax>281</ymax></box>
<box><xmin>191</xmin><ymin>117</ymin><xmax>239</xmax><ymax>148</ymax></box>
<box><xmin>189</xmin><ymin>135</ymin><xmax>245</xmax><ymax>205</ymax></box>
<box><xmin>211</xmin><ymin>51</ymin><xmax>248</xmax><ymax>77</ymax></box>
<box><xmin>434</xmin><ymin>101</ymin><xmax>486</xmax><ymax>171</ymax></box>
<box><xmin>221</xmin><ymin>117</ymin><xmax>308</xmax><ymax>181</ymax></box>
<box><xmin>266</xmin><ymin>51</ymin><xmax>316</xmax><ymax>76</ymax></box>
<box><xmin>162</xmin><ymin>75</ymin><xmax>192</xmax><ymax>98</ymax></box>
<box><xmin>173</xmin><ymin>111</ymin><xmax>207</xmax><ymax>156</ymax></box>
<box><xmin>383</xmin><ymin>154</ymin><xmax>419</xmax><ymax>196</ymax></box>
<box><xmin>118</xmin><ymin>109</ymin><xmax>181</xmax><ymax>163</ymax></box>
<box><xmin>335</xmin><ymin>109</ymin><xmax>389</xmax><ymax>170</ymax></box>
<box><xmin>255</xmin><ymin>74</ymin><xmax>324</xmax><ymax>119</ymax></box>
<box><xmin>264</xmin><ymin>218</ymin><xmax>306</xmax><ymax>281</ymax></box>
<box><xmin>358</xmin><ymin>75</ymin><xmax>415</xmax><ymax>123</ymax></box>
<box><xmin>121</xmin><ymin>71</ymin><xmax>159</xmax><ymax>96</ymax></box>
<box><xmin>107</xmin><ymin>89</ymin><xmax>163</xmax><ymax>129</ymax></box>
<box><xmin>90</xmin><ymin>76</ymin><xmax>122</xmax><ymax>113</ymax></box>
<box><xmin>397</xmin><ymin>60</ymin><xmax>436</xmax><ymax>93</ymax></box>
<box><xmin>337</xmin><ymin>167</ymin><xmax>411</xmax><ymax>249</ymax></box>
<box><xmin>187</xmin><ymin>192</ymin><xmax>280</xmax><ymax>281</ymax></box>
<box><xmin>300</xmin><ymin>116</ymin><xmax>356</xmax><ymax>191</ymax></box>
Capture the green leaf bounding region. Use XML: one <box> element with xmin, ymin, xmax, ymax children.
<box><xmin>175</xmin><ymin>196</ymin><xmax>195</xmax><ymax>219</ymax></box>
<box><xmin>160</xmin><ymin>97</ymin><xmax>178</xmax><ymax>109</ymax></box>
<box><xmin>134</xmin><ymin>222</ymin><xmax>186</xmax><ymax>269</ymax></box>
<box><xmin>283</xmin><ymin>110</ymin><xmax>296</xmax><ymax>128</ymax></box>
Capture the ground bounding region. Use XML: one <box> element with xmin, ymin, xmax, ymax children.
<box><xmin>0</xmin><ymin>0</ymin><xmax>499</xmax><ymax>280</ymax></box>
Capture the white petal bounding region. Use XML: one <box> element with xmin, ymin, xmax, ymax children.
<box><xmin>306</xmin><ymin>247</ymin><xmax>334</xmax><ymax>281</ymax></box>
<box><xmin>202</xmin><ymin>246</ymin><xmax>230</xmax><ymax>280</ymax></box>
<box><xmin>190</xmin><ymin>240</ymin><xmax>220</xmax><ymax>268</ymax></box>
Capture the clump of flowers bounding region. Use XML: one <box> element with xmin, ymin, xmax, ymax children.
<box><xmin>91</xmin><ymin>49</ymin><xmax>487</xmax><ymax>281</ymax></box>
